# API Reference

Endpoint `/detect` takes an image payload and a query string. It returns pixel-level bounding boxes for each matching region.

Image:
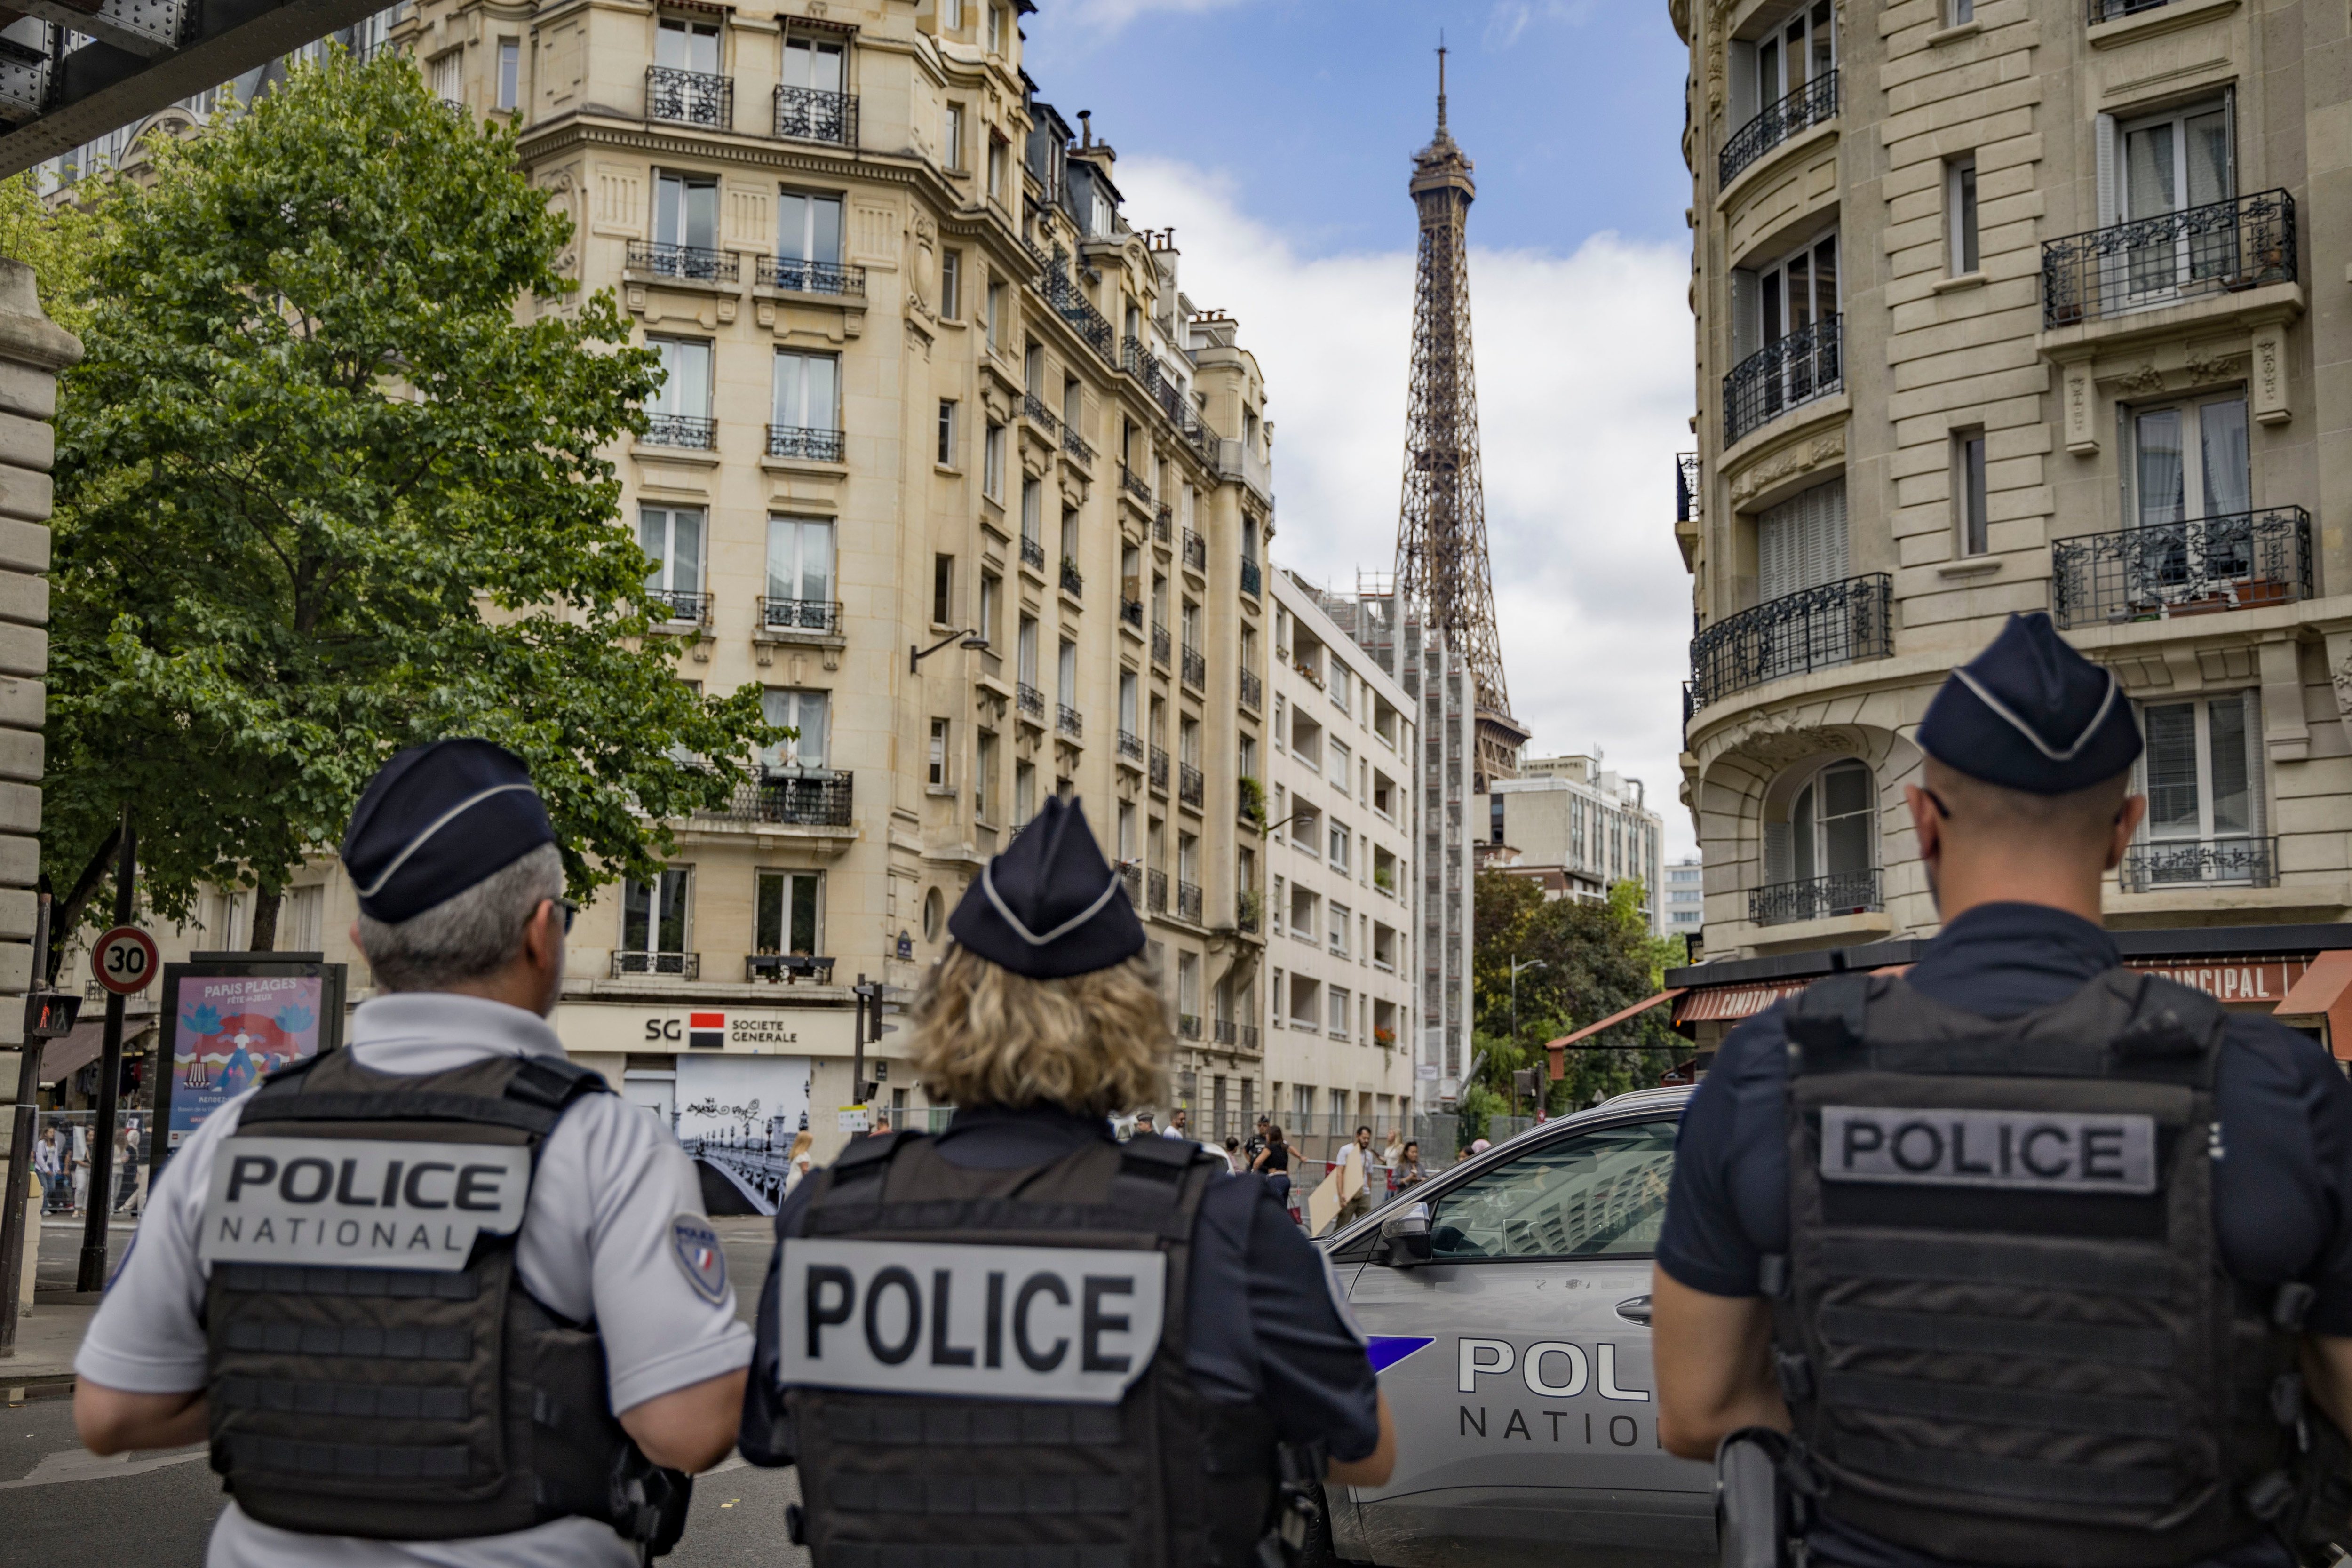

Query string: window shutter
[2095,113,2119,227]
[1759,495,1794,602]
[2223,86,2238,199]
[1818,477,1850,584]
[1764,821,1793,887]
[1729,40,1758,129]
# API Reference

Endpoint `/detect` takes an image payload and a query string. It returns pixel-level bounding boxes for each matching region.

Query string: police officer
[740,796,1395,1565]
[1652,613,2352,1568]
[74,739,751,1567]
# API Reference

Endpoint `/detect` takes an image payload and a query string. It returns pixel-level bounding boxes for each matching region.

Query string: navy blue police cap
[1917,613,2142,795]
[340,739,559,923]
[947,796,1145,979]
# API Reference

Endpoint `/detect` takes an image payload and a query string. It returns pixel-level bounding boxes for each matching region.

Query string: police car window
[1430,1121,1676,1261]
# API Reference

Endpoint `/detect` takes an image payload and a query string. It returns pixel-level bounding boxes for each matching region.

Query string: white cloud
[1118,156,1700,859]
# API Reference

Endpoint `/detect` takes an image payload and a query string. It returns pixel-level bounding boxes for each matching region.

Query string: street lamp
[909,627,990,673]
[1509,956,1547,1118]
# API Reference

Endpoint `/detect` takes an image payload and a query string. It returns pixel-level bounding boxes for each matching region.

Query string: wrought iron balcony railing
[767,424,844,461]
[1239,668,1262,710]
[775,85,857,146]
[746,953,836,984]
[1750,867,1881,928]
[1120,863,1143,906]
[1057,703,1083,739]
[1149,746,1170,793]
[1724,314,1841,445]
[1238,1023,1260,1051]
[757,257,866,297]
[1016,682,1044,720]
[1181,529,1207,573]
[1240,558,1262,597]
[1719,69,1837,189]
[1120,463,1153,505]
[1152,623,1172,665]
[1178,763,1204,809]
[1031,245,1117,360]
[696,773,855,828]
[1021,391,1060,434]
[646,588,711,626]
[1153,505,1172,545]
[1688,572,1892,709]
[2052,507,2312,629]
[627,242,739,284]
[2089,0,2184,22]
[1060,559,1084,597]
[1177,881,1202,923]
[2120,836,2277,894]
[1063,425,1095,466]
[2041,190,2296,329]
[758,596,842,634]
[1676,452,1700,524]
[646,66,731,128]
[642,413,717,450]
[1147,868,1168,914]
[1213,1018,1237,1045]
[613,950,699,978]
[1120,597,1144,630]
[1181,645,1206,690]
[1019,534,1046,571]
[1117,728,1144,763]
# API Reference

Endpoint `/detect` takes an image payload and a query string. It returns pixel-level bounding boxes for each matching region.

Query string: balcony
[1239,668,1262,711]
[2119,837,2278,894]
[1147,868,1168,914]
[643,413,716,451]
[767,424,844,462]
[1240,559,1262,598]
[775,84,857,147]
[1750,868,1881,928]
[1178,763,1204,810]
[757,257,866,297]
[1016,682,1045,721]
[1120,463,1153,505]
[1724,314,1841,446]
[646,65,731,128]
[1213,1019,1237,1045]
[1120,863,1143,906]
[696,773,855,828]
[1676,453,1700,523]
[613,951,699,979]
[1060,558,1084,598]
[1152,623,1171,666]
[1120,597,1144,630]
[2052,508,2312,629]
[1719,68,1836,190]
[627,242,739,285]
[746,953,837,985]
[759,596,843,635]
[2041,191,2296,330]
[1117,728,1144,763]
[647,588,711,627]
[1178,1013,1201,1041]
[1181,529,1207,573]
[1020,391,1060,435]
[1063,426,1095,466]
[1239,1024,1261,1052]
[1177,881,1202,924]
[1237,889,1261,934]
[1181,645,1206,691]
[1149,745,1170,794]
[1688,573,1892,710]
[1153,504,1172,546]
[1057,703,1083,739]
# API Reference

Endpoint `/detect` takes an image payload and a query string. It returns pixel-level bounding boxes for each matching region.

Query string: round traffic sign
[91,925,158,995]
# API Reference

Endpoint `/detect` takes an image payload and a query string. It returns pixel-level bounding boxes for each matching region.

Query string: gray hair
[357,842,564,993]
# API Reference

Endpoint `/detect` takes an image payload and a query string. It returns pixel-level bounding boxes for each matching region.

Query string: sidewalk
[0,1302,91,1391]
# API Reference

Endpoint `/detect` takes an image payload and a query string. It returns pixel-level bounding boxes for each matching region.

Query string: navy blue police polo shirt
[1658,902,2352,1568]
[741,1103,1383,1465]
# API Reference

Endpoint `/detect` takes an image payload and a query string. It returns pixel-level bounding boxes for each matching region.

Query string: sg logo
[645,1019,683,1041]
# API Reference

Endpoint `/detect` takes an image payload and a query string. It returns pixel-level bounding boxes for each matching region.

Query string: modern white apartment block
[1262,568,1419,1150]
[1485,756,1668,931]
[1665,853,1705,941]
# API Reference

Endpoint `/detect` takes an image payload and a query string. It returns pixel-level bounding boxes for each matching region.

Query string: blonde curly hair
[907,946,1170,1116]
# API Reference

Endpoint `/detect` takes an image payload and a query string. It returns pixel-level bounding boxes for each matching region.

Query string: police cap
[947,796,1145,979]
[1917,612,2143,794]
[341,739,559,923]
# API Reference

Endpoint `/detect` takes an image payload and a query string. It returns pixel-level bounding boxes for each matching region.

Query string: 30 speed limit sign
[91,925,159,995]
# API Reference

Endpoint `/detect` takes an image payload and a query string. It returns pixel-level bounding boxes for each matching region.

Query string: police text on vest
[775,1239,1166,1403]
[199,1136,533,1272]
[1820,1106,2157,1194]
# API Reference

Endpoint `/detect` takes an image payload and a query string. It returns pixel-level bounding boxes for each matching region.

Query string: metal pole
[0,893,50,1352]
[76,812,133,1293]
[850,973,868,1125]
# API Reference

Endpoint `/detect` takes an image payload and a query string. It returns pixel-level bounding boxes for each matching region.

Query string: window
[984,422,1005,501]
[928,718,952,787]
[2130,394,2249,528]
[975,731,997,819]
[987,138,1008,202]
[1060,506,1080,566]
[1119,670,1138,736]
[1015,760,1036,824]
[1238,732,1256,780]
[783,34,845,93]
[653,170,717,250]
[986,281,1008,347]
[1331,666,1351,715]
[1742,2,1834,120]
[2140,693,2261,871]
[944,103,966,171]
[937,399,958,466]
[1329,986,1351,1038]
[1288,974,1320,1030]
[762,688,830,770]
[639,505,704,601]
[1178,951,1200,1021]
[1179,716,1200,768]
[932,554,954,625]
[429,48,461,103]
[778,191,844,265]
[1021,478,1041,549]
[755,870,822,955]
[1329,902,1351,956]
[1063,375,1081,432]
[1117,800,1136,860]
[1058,639,1078,706]
[496,39,519,110]
[621,868,691,966]
[940,249,961,318]
[1947,0,1973,20]
[1767,758,1872,887]
[647,336,713,422]
[1947,155,1978,275]
[978,573,1000,648]
[1431,1120,1678,1261]
[2118,102,2231,225]
[939,0,962,30]
[1017,615,1038,687]
[766,515,835,618]
[1757,477,1847,602]
[1329,820,1351,873]
[655,16,719,72]
[773,350,840,433]
[1747,230,1839,363]
[1955,428,1987,557]
[1329,739,1352,797]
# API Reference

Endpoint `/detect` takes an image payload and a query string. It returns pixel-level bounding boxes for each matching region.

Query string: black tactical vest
[1772,967,2329,1568]
[778,1128,1279,1568]
[202,1049,690,1549]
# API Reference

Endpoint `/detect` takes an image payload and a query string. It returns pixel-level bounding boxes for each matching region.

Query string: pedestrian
[1653,613,2352,1567]
[779,1129,815,1198]
[1223,1135,1243,1174]
[1164,1106,1189,1139]
[739,797,1392,1563]
[31,1127,59,1213]
[1395,1140,1427,1191]
[1133,1110,1157,1138]
[74,738,749,1566]
[112,1125,140,1215]
[1380,1127,1404,1170]
[1252,1123,1292,1212]
[1243,1114,1270,1170]
[1331,1125,1376,1231]
[69,1121,87,1213]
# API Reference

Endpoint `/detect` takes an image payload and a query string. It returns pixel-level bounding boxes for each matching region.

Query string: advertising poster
[151,957,346,1168]
[674,1054,811,1216]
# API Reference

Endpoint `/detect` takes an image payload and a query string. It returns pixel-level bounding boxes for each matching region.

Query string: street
[0,1216,809,1565]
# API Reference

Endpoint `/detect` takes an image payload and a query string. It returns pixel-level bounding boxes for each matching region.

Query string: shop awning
[1545,990,1684,1080]
[31,1019,153,1087]
[2274,951,2352,1059]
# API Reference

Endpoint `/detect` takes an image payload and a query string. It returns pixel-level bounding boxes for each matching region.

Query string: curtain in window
[1758,478,1847,602]
[762,688,829,770]
[2198,398,2249,519]
[766,515,834,607]
[2133,409,2185,528]
[772,352,838,432]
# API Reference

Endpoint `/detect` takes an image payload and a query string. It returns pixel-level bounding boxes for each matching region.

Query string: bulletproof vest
[1772,968,2319,1568]
[778,1129,1279,1568]
[200,1048,689,1547]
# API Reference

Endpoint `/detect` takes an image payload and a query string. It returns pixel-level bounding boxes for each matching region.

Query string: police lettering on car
[73,739,751,1568]
[1651,614,2352,1568]
[739,797,1395,1568]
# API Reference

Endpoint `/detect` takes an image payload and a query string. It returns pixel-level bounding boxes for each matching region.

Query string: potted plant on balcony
[1237,774,1266,828]
[1374,863,1395,893]
[1373,1025,1397,1050]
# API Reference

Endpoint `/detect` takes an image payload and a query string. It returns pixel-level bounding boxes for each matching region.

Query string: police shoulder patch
[672,1214,727,1305]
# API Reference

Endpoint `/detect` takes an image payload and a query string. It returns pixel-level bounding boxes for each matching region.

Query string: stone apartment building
[1484,754,1668,933]
[1671,0,2352,1025]
[1262,567,1419,1155]
[79,0,1277,1160]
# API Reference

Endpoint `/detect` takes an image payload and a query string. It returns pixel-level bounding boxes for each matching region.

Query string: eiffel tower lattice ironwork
[1392,45,1526,788]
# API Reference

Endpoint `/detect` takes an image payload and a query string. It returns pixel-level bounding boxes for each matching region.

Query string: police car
[1317,1086,1713,1567]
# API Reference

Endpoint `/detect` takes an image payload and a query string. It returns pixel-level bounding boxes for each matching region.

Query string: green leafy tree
[40,54,772,951]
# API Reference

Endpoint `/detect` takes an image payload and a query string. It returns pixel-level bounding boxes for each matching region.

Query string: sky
[1021,0,1704,858]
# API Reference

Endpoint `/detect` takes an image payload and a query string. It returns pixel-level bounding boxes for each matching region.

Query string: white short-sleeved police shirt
[75,992,754,1568]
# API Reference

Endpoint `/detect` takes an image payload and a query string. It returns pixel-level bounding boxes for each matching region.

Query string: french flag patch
[689,1011,725,1050]
[1366,1335,1435,1374]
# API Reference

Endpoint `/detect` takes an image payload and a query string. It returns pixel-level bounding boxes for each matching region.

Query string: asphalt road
[0,1215,809,1566]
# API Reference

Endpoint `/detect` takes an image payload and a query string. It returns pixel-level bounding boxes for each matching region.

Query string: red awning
[1545,989,1684,1080]
[2274,951,2352,1059]
[32,1019,153,1086]
[1674,978,1815,1025]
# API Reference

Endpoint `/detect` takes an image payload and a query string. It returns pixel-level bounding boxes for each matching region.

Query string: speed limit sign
[91,925,159,996]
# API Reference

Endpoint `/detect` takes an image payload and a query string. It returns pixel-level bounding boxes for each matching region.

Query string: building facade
[1673,0,2352,993]
[1485,755,1668,932]
[1664,852,1705,944]
[106,0,1278,1167]
[1262,568,1419,1155]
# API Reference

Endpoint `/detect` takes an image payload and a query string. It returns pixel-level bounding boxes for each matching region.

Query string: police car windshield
[1430,1119,1676,1261]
